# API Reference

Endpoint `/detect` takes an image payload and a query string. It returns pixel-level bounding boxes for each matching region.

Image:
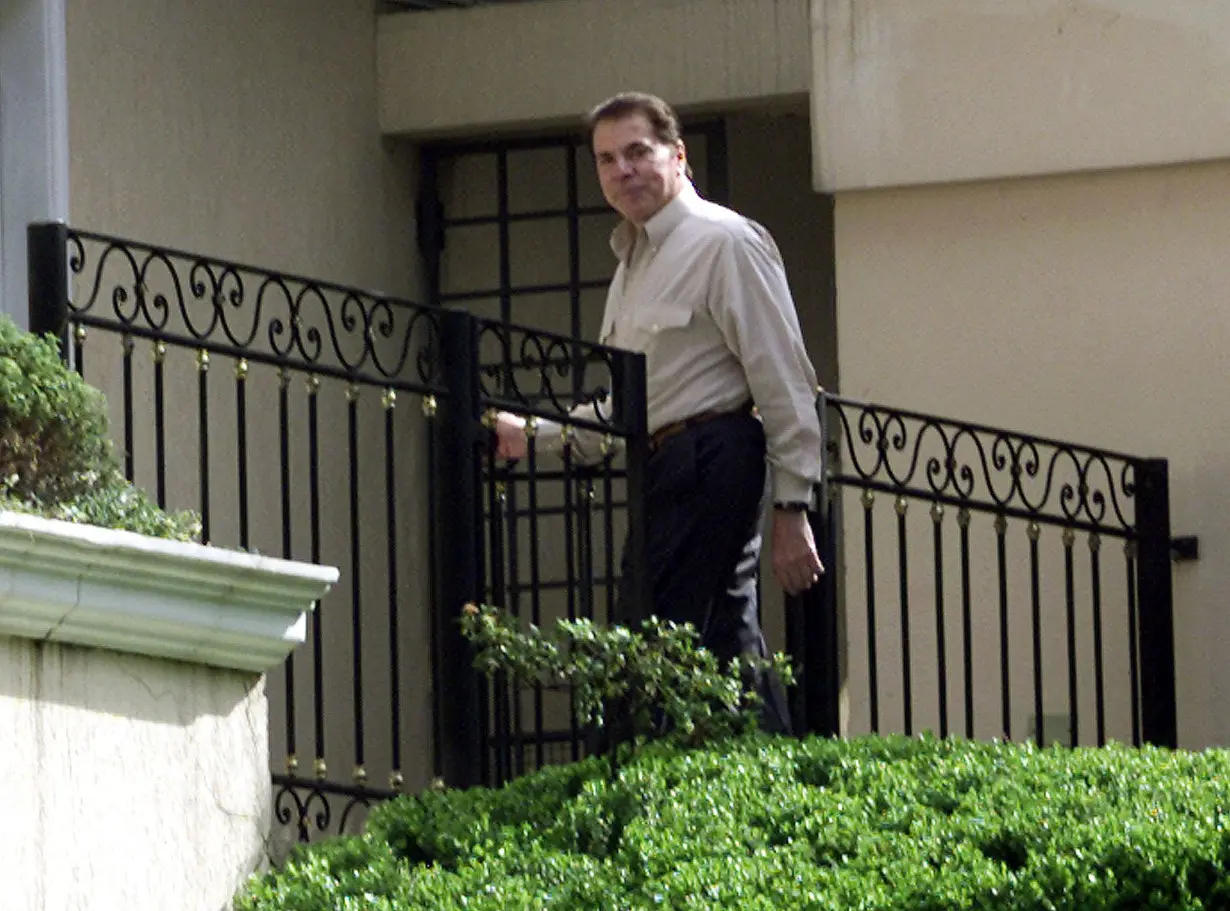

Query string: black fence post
[435,308,487,788]
[1135,457,1177,748]
[28,222,70,358]
[611,349,650,626]
[804,392,842,737]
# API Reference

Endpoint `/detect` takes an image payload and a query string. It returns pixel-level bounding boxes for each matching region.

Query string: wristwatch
[773,501,810,513]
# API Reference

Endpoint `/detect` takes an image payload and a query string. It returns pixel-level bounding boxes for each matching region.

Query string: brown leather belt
[648,401,755,453]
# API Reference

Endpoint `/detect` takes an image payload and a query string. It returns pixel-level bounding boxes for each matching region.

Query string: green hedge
[238,734,1230,910]
[0,316,199,540]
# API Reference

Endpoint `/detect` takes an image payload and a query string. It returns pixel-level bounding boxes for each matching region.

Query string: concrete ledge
[378,0,811,136]
[0,511,338,673]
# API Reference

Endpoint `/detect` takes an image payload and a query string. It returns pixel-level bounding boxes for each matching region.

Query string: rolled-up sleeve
[708,222,823,503]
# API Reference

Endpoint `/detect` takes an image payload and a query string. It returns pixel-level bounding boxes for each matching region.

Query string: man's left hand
[771,509,825,596]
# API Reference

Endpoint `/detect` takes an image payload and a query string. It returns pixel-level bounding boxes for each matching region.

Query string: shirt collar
[610,182,701,262]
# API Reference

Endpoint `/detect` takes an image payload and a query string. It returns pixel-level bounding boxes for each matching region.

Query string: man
[493,92,823,732]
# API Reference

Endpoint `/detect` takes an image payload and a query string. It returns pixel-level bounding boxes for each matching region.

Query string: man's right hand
[493,412,528,461]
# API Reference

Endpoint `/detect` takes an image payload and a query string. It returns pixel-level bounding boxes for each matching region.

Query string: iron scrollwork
[475,318,625,435]
[64,229,444,391]
[823,395,1138,534]
[272,776,399,845]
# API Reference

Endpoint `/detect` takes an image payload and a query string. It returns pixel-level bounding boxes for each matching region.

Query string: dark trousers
[618,411,791,735]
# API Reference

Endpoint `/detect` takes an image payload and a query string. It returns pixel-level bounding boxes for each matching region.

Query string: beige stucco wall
[813,0,1230,191]
[66,0,417,295]
[377,0,811,137]
[62,0,437,811]
[1,638,267,910]
[833,160,1230,749]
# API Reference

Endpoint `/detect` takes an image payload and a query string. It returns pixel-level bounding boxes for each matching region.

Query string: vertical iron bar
[931,503,949,739]
[1134,458,1176,748]
[995,515,1010,739]
[1063,530,1079,746]
[525,430,545,771]
[347,384,365,783]
[122,336,135,482]
[197,351,212,543]
[1028,524,1043,746]
[72,328,85,376]
[278,369,297,773]
[153,343,168,508]
[307,376,325,773]
[602,459,617,627]
[561,443,580,762]
[959,509,974,739]
[1126,544,1142,747]
[896,497,912,736]
[27,222,70,355]
[485,451,510,785]
[425,406,445,780]
[505,479,525,779]
[1090,535,1106,746]
[578,482,595,621]
[863,490,879,733]
[436,310,485,788]
[383,391,403,789]
[235,360,250,549]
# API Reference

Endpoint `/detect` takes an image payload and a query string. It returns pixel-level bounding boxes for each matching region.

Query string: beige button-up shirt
[542,183,823,503]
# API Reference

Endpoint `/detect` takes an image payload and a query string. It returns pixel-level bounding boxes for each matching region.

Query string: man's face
[591,113,686,226]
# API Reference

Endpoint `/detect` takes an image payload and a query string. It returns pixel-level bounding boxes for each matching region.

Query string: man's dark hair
[585,92,683,146]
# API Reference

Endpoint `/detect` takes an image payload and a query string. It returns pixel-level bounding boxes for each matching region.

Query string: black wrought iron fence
[25,221,650,840]
[815,393,1177,749]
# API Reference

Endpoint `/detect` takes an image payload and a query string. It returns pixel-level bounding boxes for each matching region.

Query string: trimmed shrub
[0,316,199,540]
[236,734,1230,910]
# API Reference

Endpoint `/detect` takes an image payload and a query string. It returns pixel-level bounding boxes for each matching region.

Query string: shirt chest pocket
[631,301,694,337]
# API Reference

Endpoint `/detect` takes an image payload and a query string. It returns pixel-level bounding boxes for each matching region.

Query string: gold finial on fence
[74,325,87,344]
[422,395,438,418]
[1062,529,1076,548]
[153,341,167,364]
[277,367,290,389]
[382,389,397,410]
[524,416,539,439]
[480,408,499,430]
[957,507,971,529]
[234,358,249,381]
[1089,533,1102,554]
[345,382,361,403]
[994,514,1008,536]
[196,349,210,372]
[1027,522,1041,542]
[353,766,368,786]
[313,757,327,779]
[389,770,405,791]
[930,502,944,522]
[861,489,875,509]
[285,755,299,775]
[895,496,909,517]
[306,374,320,396]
